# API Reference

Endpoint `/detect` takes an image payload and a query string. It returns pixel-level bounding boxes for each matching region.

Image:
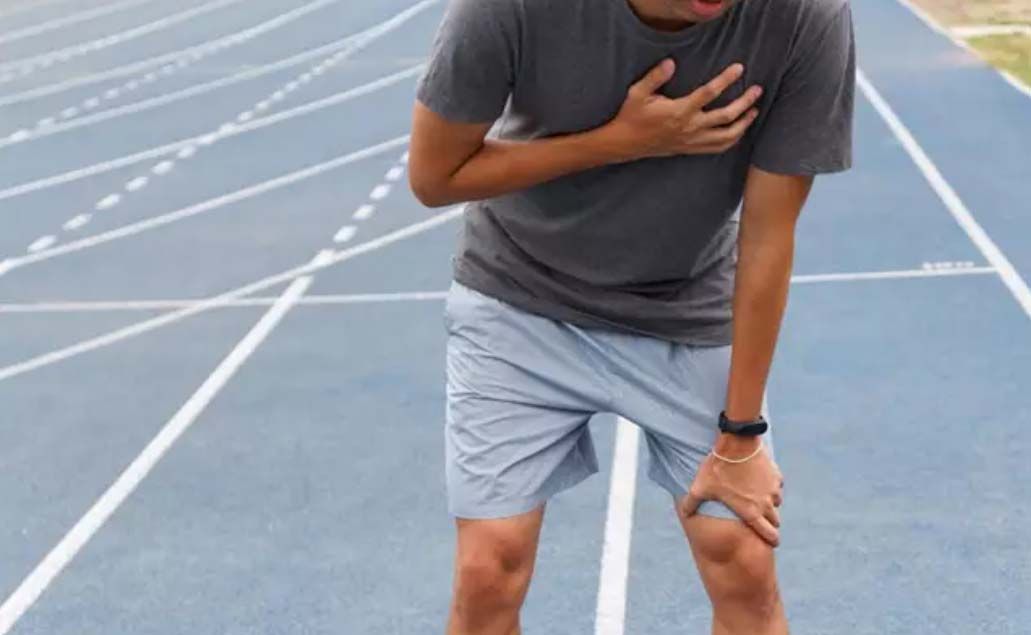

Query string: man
[409,0,854,632]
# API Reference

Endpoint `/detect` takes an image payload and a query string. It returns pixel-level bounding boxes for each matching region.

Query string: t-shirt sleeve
[416,0,520,124]
[751,2,856,175]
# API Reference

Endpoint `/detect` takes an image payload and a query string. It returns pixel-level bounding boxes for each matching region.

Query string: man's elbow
[409,172,457,208]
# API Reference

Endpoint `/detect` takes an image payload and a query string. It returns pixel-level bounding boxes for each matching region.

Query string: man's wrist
[588,122,639,164]
[714,433,762,455]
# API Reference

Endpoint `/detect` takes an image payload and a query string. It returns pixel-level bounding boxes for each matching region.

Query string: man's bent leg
[447,507,545,635]
[678,511,788,635]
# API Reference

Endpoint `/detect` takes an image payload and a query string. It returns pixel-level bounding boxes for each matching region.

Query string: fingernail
[733,63,744,75]
[662,58,675,74]
[752,86,763,97]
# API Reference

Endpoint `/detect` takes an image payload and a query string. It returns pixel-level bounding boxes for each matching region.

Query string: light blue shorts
[444,282,773,520]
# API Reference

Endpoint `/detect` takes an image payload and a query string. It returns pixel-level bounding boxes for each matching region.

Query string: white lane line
[26,236,56,252]
[893,0,1031,99]
[125,176,149,192]
[352,204,376,220]
[369,184,392,200]
[0,137,409,275]
[594,418,640,635]
[237,111,254,122]
[333,225,357,243]
[37,117,55,127]
[61,214,92,231]
[8,129,30,142]
[0,292,451,313]
[152,161,174,175]
[0,0,159,45]
[0,0,437,148]
[0,277,312,635]
[0,0,248,74]
[384,166,405,182]
[0,65,425,203]
[95,194,122,210]
[857,70,1031,320]
[0,206,465,382]
[177,146,197,159]
[791,266,996,284]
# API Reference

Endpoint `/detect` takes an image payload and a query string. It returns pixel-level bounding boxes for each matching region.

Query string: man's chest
[504,22,787,138]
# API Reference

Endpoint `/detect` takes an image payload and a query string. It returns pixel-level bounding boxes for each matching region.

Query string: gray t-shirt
[417,0,855,345]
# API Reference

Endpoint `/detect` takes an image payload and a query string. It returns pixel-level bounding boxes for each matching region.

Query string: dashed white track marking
[0,205,466,383]
[353,204,376,220]
[0,277,313,635]
[333,225,358,243]
[126,177,149,192]
[384,166,406,182]
[152,161,174,175]
[369,184,392,201]
[0,137,410,275]
[0,65,425,203]
[0,0,438,147]
[857,69,1031,320]
[0,0,248,76]
[95,194,122,210]
[594,419,640,635]
[26,236,56,252]
[62,214,92,231]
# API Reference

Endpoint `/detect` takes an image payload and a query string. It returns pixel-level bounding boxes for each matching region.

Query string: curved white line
[0,0,160,45]
[0,136,410,275]
[0,64,425,202]
[0,0,437,148]
[0,0,354,108]
[0,0,248,74]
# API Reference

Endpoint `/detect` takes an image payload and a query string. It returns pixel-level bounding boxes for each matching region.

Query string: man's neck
[625,0,696,31]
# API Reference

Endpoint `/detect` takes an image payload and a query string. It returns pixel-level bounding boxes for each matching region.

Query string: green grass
[968,34,1031,87]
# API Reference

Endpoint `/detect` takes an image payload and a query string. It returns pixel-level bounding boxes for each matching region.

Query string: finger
[746,515,780,548]
[694,108,759,147]
[630,58,676,97]
[700,85,762,126]
[679,491,704,518]
[764,503,781,528]
[681,62,744,109]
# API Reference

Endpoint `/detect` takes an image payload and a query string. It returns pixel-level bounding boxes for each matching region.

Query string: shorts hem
[448,465,598,520]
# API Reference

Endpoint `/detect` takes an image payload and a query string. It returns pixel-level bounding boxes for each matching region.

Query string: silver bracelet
[710,443,764,464]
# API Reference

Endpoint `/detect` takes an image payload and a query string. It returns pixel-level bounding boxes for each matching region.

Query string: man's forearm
[724,230,794,422]
[422,126,629,207]
[723,167,812,426]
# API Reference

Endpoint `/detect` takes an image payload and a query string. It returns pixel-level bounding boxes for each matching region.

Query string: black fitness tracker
[718,411,769,437]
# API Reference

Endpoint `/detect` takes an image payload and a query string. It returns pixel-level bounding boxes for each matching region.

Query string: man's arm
[409,60,763,207]
[681,166,813,548]
[724,166,813,423]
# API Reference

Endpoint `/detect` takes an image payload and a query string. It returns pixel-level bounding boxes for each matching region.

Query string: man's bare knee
[683,515,781,621]
[449,511,543,634]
